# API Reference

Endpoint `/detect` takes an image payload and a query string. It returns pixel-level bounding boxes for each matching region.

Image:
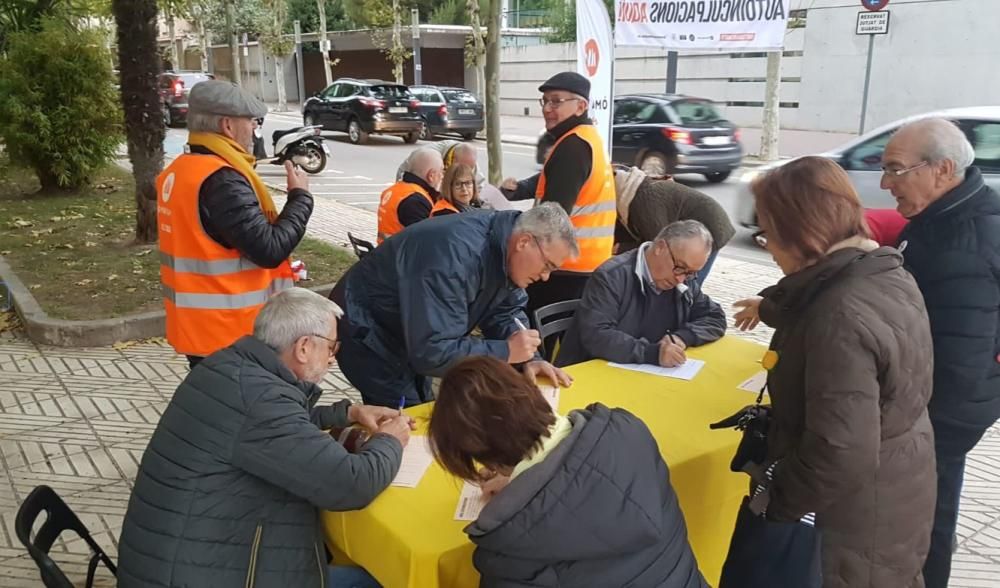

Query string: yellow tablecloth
[323,336,768,588]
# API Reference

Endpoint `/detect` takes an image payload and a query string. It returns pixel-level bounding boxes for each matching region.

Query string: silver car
[735,106,1000,228]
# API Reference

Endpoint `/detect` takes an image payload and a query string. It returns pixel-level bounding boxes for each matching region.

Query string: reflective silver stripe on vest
[163,280,291,310]
[160,251,265,276]
[574,226,616,239]
[570,200,617,217]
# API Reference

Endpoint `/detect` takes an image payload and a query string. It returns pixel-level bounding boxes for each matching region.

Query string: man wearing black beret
[502,71,617,322]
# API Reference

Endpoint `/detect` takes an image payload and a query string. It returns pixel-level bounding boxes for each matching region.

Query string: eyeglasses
[752,230,768,248]
[538,97,582,110]
[310,333,340,357]
[530,235,559,273]
[881,160,928,177]
[663,240,700,279]
[453,180,475,190]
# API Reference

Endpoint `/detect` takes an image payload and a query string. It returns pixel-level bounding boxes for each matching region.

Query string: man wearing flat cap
[157,80,314,368]
[502,72,616,320]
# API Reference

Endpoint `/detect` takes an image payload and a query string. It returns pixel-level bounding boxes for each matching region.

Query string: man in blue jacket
[330,204,577,406]
[882,118,1000,588]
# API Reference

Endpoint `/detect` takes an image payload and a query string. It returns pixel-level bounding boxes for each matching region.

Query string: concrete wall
[499,0,1000,133]
[798,0,1000,133]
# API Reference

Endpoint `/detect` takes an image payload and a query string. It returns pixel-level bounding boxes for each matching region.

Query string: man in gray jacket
[556,220,726,367]
[116,288,413,588]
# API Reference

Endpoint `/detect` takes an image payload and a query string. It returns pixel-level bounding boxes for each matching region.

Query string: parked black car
[303,78,423,145]
[536,94,743,183]
[408,85,484,141]
[158,71,215,127]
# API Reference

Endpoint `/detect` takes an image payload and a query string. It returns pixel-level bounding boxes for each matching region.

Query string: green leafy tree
[543,0,613,42]
[0,19,123,190]
[0,0,109,48]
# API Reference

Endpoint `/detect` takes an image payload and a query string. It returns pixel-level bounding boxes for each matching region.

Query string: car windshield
[370,85,410,99]
[179,73,213,87]
[672,100,725,124]
[443,90,478,104]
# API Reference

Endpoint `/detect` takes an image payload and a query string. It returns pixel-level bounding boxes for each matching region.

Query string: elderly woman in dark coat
[735,156,936,587]
[614,167,735,283]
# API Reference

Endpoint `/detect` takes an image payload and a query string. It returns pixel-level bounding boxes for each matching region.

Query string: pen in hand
[513,317,528,331]
[397,396,405,418]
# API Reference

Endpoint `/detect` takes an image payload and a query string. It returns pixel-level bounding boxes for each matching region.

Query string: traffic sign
[862,0,889,11]
[857,11,890,35]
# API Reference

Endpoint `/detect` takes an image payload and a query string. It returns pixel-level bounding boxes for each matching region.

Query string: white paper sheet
[737,370,768,393]
[538,385,560,412]
[454,481,489,521]
[607,359,705,381]
[390,436,434,488]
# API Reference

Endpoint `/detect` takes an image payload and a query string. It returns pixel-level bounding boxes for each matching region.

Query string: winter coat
[116,336,403,587]
[615,175,736,252]
[191,145,313,268]
[555,248,726,367]
[898,167,1000,444]
[758,244,936,588]
[336,210,531,378]
[468,404,708,588]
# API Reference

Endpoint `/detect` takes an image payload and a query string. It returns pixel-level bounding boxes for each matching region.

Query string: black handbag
[711,384,822,588]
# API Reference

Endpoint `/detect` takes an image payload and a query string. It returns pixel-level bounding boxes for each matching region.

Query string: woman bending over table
[428,356,707,588]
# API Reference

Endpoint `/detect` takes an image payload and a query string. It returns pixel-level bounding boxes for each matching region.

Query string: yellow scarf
[188,132,279,223]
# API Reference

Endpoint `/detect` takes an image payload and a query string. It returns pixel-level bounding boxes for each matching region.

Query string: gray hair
[409,147,444,180]
[654,220,714,251]
[186,111,226,134]
[253,287,343,352]
[514,202,579,256]
[451,143,477,163]
[901,118,975,177]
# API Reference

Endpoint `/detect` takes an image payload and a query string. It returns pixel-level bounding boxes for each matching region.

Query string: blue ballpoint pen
[397,396,405,417]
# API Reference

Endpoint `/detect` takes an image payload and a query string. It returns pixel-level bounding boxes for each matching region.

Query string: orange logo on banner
[584,39,599,77]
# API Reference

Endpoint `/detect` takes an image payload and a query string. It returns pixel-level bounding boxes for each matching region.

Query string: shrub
[0,20,124,191]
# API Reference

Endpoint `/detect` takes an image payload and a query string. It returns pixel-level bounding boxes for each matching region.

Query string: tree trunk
[275,57,287,111]
[197,14,210,72]
[467,0,486,98]
[485,0,502,184]
[318,0,333,86]
[167,8,179,70]
[759,50,781,162]
[391,0,403,84]
[226,0,242,85]
[112,0,165,244]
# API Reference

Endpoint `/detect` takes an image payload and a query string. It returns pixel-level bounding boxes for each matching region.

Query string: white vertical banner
[577,0,615,159]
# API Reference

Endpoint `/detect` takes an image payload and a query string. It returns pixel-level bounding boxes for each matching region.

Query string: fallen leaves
[74,279,94,286]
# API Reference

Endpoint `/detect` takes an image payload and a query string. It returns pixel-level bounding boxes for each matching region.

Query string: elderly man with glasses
[555,220,726,368]
[500,71,617,320]
[117,287,414,588]
[880,118,1000,588]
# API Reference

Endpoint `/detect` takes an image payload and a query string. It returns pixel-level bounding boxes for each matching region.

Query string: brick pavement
[1,193,999,587]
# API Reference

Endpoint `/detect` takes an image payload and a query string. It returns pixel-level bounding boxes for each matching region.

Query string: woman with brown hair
[732,156,936,587]
[432,163,481,217]
[428,356,706,588]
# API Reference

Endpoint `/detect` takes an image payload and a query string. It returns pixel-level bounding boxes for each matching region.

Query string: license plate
[458,109,475,115]
[388,106,408,114]
[702,136,731,146]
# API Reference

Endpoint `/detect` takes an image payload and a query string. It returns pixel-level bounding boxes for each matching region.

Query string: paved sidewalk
[2,194,1000,587]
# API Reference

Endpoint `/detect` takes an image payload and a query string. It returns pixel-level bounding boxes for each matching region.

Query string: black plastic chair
[15,485,118,588]
[531,299,581,362]
[347,232,376,260]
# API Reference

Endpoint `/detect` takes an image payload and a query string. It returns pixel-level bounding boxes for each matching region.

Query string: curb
[0,256,338,347]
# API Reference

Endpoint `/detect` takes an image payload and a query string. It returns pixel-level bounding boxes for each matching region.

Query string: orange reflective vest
[377,181,434,244]
[535,124,616,272]
[431,199,460,217]
[157,154,294,357]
